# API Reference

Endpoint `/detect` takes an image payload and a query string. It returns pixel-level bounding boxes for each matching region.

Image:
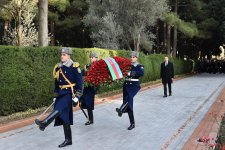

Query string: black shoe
[116,108,122,117]
[35,110,60,131]
[163,95,167,98]
[116,103,128,117]
[128,124,135,130]
[72,101,78,107]
[58,139,72,148]
[35,119,45,131]
[86,109,94,125]
[59,124,72,148]
[85,121,93,125]
[169,93,172,96]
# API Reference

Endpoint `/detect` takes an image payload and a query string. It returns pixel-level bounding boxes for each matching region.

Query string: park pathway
[0,73,225,150]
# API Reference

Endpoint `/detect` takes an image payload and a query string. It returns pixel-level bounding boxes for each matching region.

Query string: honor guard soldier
[35,47,83,148]
[116,51,144,130]
[81,52,98,125]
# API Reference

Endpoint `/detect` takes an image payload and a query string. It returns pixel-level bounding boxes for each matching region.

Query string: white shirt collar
[132,61,139,67]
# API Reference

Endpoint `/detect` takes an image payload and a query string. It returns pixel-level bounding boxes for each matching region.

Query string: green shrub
[0,46,193,116]
[215,113,225,150]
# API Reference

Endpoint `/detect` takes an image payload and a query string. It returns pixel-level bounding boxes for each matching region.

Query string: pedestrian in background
[160,56,174,97]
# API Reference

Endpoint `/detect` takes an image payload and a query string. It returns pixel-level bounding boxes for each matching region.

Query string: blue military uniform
[80,51,99,125]
[116,51,144,130]
[35,47,83,148]
[123,62,144,111]
[53,62,83,126]
[81,64,96,111]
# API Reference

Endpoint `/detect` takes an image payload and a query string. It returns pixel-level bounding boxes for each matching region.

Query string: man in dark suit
[160,56,174,97]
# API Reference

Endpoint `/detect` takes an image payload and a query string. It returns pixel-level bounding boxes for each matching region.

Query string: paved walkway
[0,74,225,150]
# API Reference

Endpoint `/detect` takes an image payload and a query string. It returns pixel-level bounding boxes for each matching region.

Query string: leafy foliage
[0,46,193,116]
[83,0,169,51]
[0,0,38,46]
[165,0,224,58]
[49,0,89,47]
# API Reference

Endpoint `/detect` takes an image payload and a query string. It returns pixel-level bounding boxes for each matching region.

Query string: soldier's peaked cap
[130,51,139,58]
[61,47,72,55]
[89,51,98,58]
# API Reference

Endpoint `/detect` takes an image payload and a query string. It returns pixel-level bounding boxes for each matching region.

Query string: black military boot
[128,110,135,130]
[116,102,128,117]
[58,124,72,148]
[85,109,93,125]
[128,124,135,130]
[35,110,60,131]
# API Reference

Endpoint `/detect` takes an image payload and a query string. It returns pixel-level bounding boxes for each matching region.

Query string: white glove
[128,71,131,76]
[72,97,79,103]
[53,98,56,102]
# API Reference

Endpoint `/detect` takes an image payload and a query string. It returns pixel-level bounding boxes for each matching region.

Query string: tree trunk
[172,0,178,57]
[136,33,141,51]
[50,21,55,46]
[38,0,48,47]
[162,22,167,54]
[126,40,132,51]
[167,24,171,55]
[173,27,177,57]
[156,24,159,53]
[16,10,22,46]
[3,21,9,37]
[163,22,167,48]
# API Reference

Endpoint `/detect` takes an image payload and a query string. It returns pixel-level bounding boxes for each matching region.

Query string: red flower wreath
[84,56,131,86]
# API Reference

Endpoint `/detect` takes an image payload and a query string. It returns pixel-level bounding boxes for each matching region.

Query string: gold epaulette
[73,62,80,68]
[53,64,59,80]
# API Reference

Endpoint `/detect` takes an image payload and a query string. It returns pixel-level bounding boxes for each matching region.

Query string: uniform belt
[59,84,76,89]
[125,78,139,81]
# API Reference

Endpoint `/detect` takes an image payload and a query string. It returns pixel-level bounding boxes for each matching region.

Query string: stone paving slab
[0,73,225,150]
[182,84,225,150]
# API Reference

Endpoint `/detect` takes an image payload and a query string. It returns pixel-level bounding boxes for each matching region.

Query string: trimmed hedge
[0,46,193,116]
[216,113,225,150]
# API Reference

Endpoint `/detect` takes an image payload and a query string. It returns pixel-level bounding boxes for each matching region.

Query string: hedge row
[0,46,193,116]
[216,113,225,149]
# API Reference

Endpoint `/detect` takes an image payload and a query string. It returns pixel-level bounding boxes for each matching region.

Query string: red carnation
[84,56,131,86]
